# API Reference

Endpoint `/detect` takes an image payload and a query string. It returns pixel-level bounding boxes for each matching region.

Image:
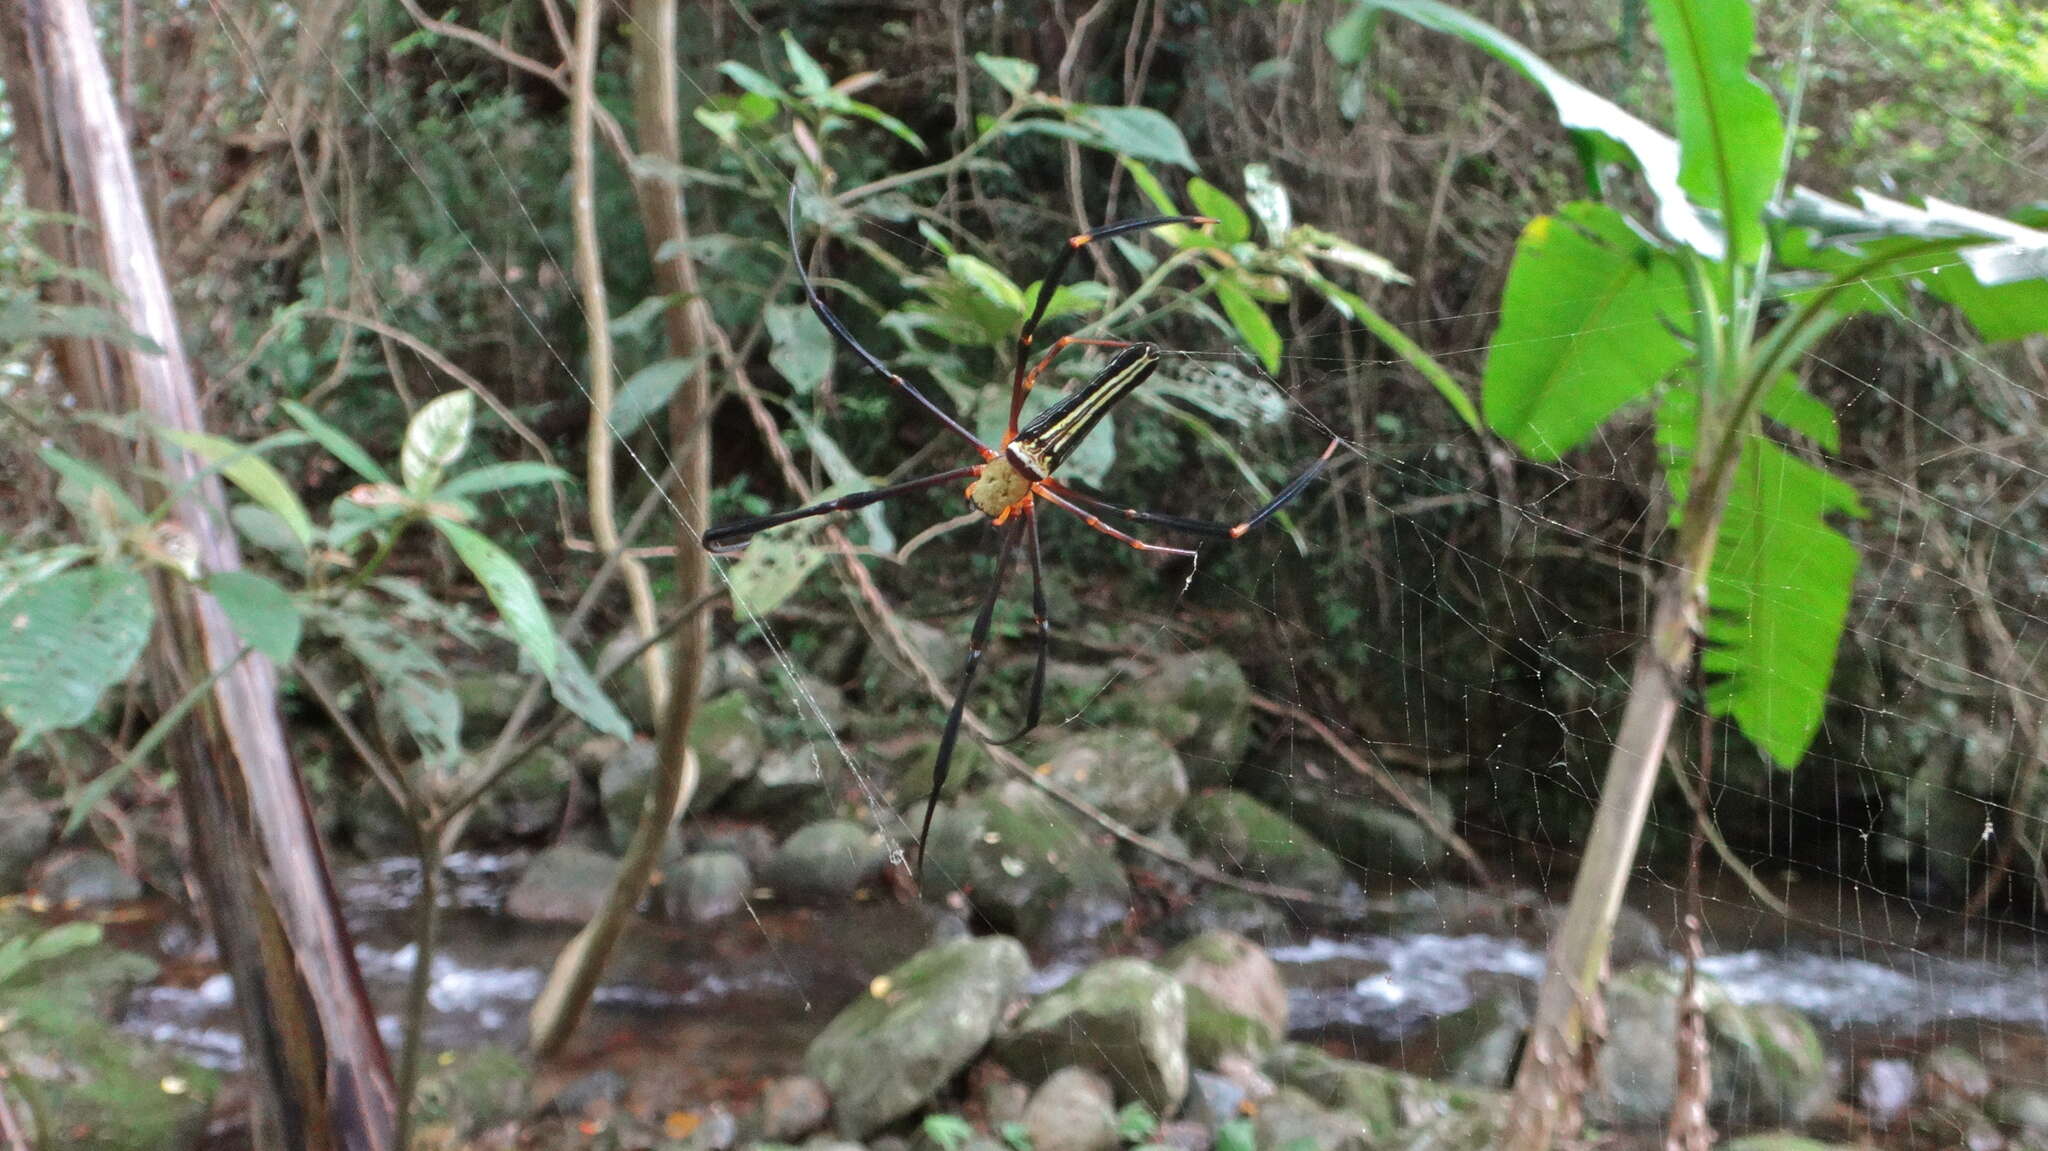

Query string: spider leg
[917,518,1026,882]
[990,507,1047,746]
[1047,438,1340,540]
[1034,484,1199,559]
[787,185,994,458]
[1007,214,1213,439]
[702,464,983,553]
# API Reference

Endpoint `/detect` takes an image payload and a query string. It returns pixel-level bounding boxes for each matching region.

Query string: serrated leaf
[1210,274,1282,373]
[1071,105,1197,170]
[203,570,301,663]
[438,462,575,500]
[282,399,391,484]
[1242,163,1292,242]
[610,354,705,436]
[765,304,835,394]
[0,567,154,745]
[401,391,476,494]
[1647,0,1784,265]
[1187,178,1251,246]
[975,53,1038,98]
[321,608,461,772]
[1482,203,1690,459]
[431,519,556,678]
[546,636,633,738]
[725,530,829,614]
[160,430,314,550]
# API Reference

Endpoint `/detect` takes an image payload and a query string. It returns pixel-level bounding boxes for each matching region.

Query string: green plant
[922,1112,976,1151]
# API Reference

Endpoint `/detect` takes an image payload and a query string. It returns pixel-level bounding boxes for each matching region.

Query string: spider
[704,186,1340,880]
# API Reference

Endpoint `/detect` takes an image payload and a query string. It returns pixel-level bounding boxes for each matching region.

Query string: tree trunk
[2,2,396,1147]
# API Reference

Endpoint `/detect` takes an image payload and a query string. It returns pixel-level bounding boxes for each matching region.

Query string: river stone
[1184,984,1277,1069]
[599,629,672,733]
[995,958,1188,1115]
[1239,760,1451,877]
[1423,986,1529,1087]
[1165,887,1290,945]
[1039,730,1190,828]
[506,843,620,923]
[468,744,573,842]
[1175,791,1349,894]
[1263,1043,1498,1140]
[1858,1057,1917,1125]
[597,737,664,851]
[0,788,52,894]
[759,1074,831,1141]
[1185,1068,1251,1127]
[410,1044,530,1134]
[888,735,988,812]
[723,744,833,826]
[921,781,1130,949]
[661,851,750,921]
[1989,1086,2048,1143]
[1022,1066,1119,1151]
[804,935,1030,1137]
[1922,1044,1993,1105]
[1254,1086,1374,1151]
[765,820,888,900]
[688,690,769,812]
[1134,651,1251,788]
[32,848,141,906]
[1166,930,1288,1044]
[1720,1138,1861,1151]
[1591,965,1832,1129]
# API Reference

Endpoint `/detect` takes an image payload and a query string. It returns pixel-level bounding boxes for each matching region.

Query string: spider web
[87,0,2048,1141]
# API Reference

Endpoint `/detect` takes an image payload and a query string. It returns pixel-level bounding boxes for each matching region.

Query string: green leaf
[1311,274,1479,433]
[765,304,836,393]
[781,31,831,96]
[160,430,314,550]
[725,529,830,614]
[975,53,1038,98]
[1292,225,1409,284]
[921,1115,974,1151]
[0,546,92,605]
[39,446,144,526]
[1187,178,1251,246]
[546,636,633,739]
[1923,261,2048,342]
[1215,1119,1256,1151]
[1116,1101,1159,1142]
[282,399,391,484]
[842,98,927,152]
[1342,0,1719,256]
[1148,360,1289,427]
[401,390,476,494]
[438,462,574,500]
[0,922,102,985]
[1242,163,1292,243]
[946,255,1026,315]
[321,608,461,772]
[431,520,557,679]
[1760,375,1838,452]
[1118,159,1180,216]
[1646,0,1785,264]
[0,567,154,746]
[1210,274,1283,373]
[719,61,788,102]
[791,414,896,552]
[1690,429,1864,767]
[1068,105,1198,170]
[611,355,705,436]
[203,570,301,663]
[1482,202,1690,460]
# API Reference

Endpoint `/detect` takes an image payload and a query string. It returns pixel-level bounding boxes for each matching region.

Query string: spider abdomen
[968,457,1032,518]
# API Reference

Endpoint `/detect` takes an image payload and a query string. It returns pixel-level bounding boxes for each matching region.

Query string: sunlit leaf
[282,399,392,485]
[160,430,314,550]
[946,255,1025,316]
[431,519,557,679]
[401,391,476,494]
[0,566,154,746]
[1187,178,1251,246]
[719,61,787,102]
[204,570,301,664]
[1242,164,1292,243]
[1647,0,1784,264]
[1072,105,1197,170]
[975,53,1039,98]
[725,530,829,614]
[781,31,831,96]
[1210,274,1283,373]
[1119,159,1181,216]
[766,304,835,393]
[1482,203,1690,460]
[439,462,574,500]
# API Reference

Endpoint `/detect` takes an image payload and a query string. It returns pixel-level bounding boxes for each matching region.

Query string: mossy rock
[686,690,769,811]
[1038,729,1190,828]
[1131,651,1251,788]
[922,781,1130,949]
[1175,790,1349,893]
[1264,1043,1499,1140]
[1184,983,1276,1068]
[1239,760,1453,877]
[994,958,1189,1115]
[410,1044,532,1138]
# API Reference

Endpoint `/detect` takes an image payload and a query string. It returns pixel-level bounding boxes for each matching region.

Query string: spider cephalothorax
[703,186,1340,882]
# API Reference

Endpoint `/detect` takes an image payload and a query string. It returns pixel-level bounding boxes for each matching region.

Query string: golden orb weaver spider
[703,186,1341,880]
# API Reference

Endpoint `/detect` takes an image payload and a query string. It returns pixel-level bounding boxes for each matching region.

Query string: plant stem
[392,829,442,1150]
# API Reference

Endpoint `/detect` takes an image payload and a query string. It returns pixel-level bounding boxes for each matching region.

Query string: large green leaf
[609,355,705,436]
[1073,106,1196,170]
[1210,274,1283,374]
[281,399,391,484]
[1336,0,1721,256]
[0,566,155,745]
[1699,432,1863,766]
[546,636,632,739]
[437,462,574,500]
[321,608,461,772]
[401,391,476,494]
[766,303,835,393]
[1482,202,1690,459]
[203,570,302,664]
[724,530,830,615]
[431,520,557,679]
[1647,0,1784,265]
[160,430,314,550]
[975,53,1038,98]
[1187,179,1251,246]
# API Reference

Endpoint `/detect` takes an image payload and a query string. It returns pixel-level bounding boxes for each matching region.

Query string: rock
[1165,887,1290,946]
[921,781,1130,949]
[765,820,888,901]
[1591,965,1832,1129]
[1923,1044,1994,1106]
[1184,984,1278,1068]
[547,1069,628,1116]
[688,691,769,811]
[1239,759,1451,877]
[723,744,833,826]
[505,844,619,923]
[691,1104,740,1149]
[1721,1137,1863,1151]
[995,958,1188,1115]
[1858,1057,1917,1126]
[1175,791,1350,894]
[1185,1069,1249,1127]
[1133,651,1251,788]
[1166,931,1288,1045]
[1039,730,1190,828]
[688,821,778,867]
[600,629,672,733]
[1253,1086,1374,1151]
[661,851,750,922]
[1989,1086,2048,1145]
[1423,986,1528,1087]
[1263,1043,1497,1140]
[1022,1067,1119,1151]
[31,848,141,905]
[982,1073,1031,1126]
[454,668,528,732]
[759,1075,831,1141]
[598,737,666,851]
[1153,1120,1213,1151]
[467,743,573,842]
[803,936,1029,1137]
[0,788,53,894]
[410,1044,530,1136]
[1376,1105,1508,1151]
[888,736,988,813]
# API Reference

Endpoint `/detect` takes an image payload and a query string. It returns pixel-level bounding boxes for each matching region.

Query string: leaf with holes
[160,430,314,550]
[401,391,476,495]
[546,636,632,739]
[766,305,835,394]
[432,520,557,679]
[1242,163,1292,243]
[1483,202,1690,460]
[726,530,829,615]
[0,566,155,746]
[203,570,301,664]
